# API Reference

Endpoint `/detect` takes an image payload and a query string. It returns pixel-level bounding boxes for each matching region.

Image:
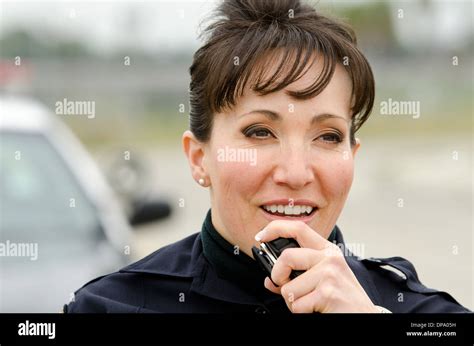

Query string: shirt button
[255,306,268,314]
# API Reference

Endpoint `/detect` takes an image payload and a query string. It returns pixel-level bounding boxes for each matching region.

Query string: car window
[0,132,103,255]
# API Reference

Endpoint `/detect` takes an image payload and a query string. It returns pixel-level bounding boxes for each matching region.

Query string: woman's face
[184,58,360,257]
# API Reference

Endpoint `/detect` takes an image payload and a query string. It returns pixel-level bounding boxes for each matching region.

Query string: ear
[352,137,361,158]
[182,130,208,184]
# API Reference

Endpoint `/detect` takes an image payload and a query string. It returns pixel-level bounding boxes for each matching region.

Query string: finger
[264,276,281,295]
[279,264,323,303]
[290,289,320,313]
[271,248,323,286]
[255,220,329,250]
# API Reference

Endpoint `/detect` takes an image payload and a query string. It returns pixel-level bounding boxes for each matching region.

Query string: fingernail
[255,228,266,241]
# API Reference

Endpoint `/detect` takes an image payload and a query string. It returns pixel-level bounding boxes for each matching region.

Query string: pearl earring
[198,178,205,186]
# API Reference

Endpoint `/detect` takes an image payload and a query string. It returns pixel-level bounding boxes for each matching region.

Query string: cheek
[210,160,266,251]
[211,159,263,205]
[315,153,354,202]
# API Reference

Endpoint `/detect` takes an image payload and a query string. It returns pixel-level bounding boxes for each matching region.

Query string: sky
[0,0,219,53]
[0,0,472,53]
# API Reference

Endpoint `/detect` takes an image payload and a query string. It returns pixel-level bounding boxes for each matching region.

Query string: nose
[272,143,315,190]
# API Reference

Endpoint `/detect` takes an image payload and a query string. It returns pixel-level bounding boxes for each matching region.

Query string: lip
[259,205,318,222]
[260,198,319,208]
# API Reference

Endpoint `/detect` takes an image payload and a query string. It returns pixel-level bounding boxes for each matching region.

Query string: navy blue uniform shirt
[64,210,470,313]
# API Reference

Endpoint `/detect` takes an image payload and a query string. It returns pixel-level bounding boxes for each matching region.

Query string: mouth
[259,200,318,220]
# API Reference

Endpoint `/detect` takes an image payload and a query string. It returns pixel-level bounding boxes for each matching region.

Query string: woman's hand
[255,220,379,313]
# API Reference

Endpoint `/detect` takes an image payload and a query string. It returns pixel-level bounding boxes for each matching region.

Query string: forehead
[235,54,353,120]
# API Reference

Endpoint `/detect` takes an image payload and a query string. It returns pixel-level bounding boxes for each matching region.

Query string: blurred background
[0,0,472,312]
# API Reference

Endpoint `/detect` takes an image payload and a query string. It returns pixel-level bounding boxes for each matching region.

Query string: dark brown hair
[189,0,375,145]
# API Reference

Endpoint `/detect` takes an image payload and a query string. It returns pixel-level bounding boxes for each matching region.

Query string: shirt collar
[120,210,382,307]
[200,209,270,292]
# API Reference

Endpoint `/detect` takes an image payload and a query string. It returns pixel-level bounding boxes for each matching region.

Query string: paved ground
[131,135,473,310]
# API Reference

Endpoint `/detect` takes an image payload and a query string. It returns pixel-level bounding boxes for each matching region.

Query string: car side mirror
[129,198,172,226]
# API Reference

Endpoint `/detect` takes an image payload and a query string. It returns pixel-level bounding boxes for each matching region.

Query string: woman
[65,0,469,313]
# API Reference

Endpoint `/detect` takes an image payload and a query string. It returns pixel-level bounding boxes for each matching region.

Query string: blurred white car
[0,96,170,312]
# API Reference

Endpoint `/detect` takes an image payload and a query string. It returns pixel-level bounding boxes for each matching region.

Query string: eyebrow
[238,109,349,124]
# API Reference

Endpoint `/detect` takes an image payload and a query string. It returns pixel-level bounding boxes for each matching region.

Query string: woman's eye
[243,127,274,139]
[317,133,343,143]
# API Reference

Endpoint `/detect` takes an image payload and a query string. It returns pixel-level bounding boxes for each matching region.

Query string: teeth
[262,204,314,216]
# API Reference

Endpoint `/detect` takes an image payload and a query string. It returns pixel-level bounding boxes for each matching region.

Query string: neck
[201,210,267,292]
[200,209,340,292]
